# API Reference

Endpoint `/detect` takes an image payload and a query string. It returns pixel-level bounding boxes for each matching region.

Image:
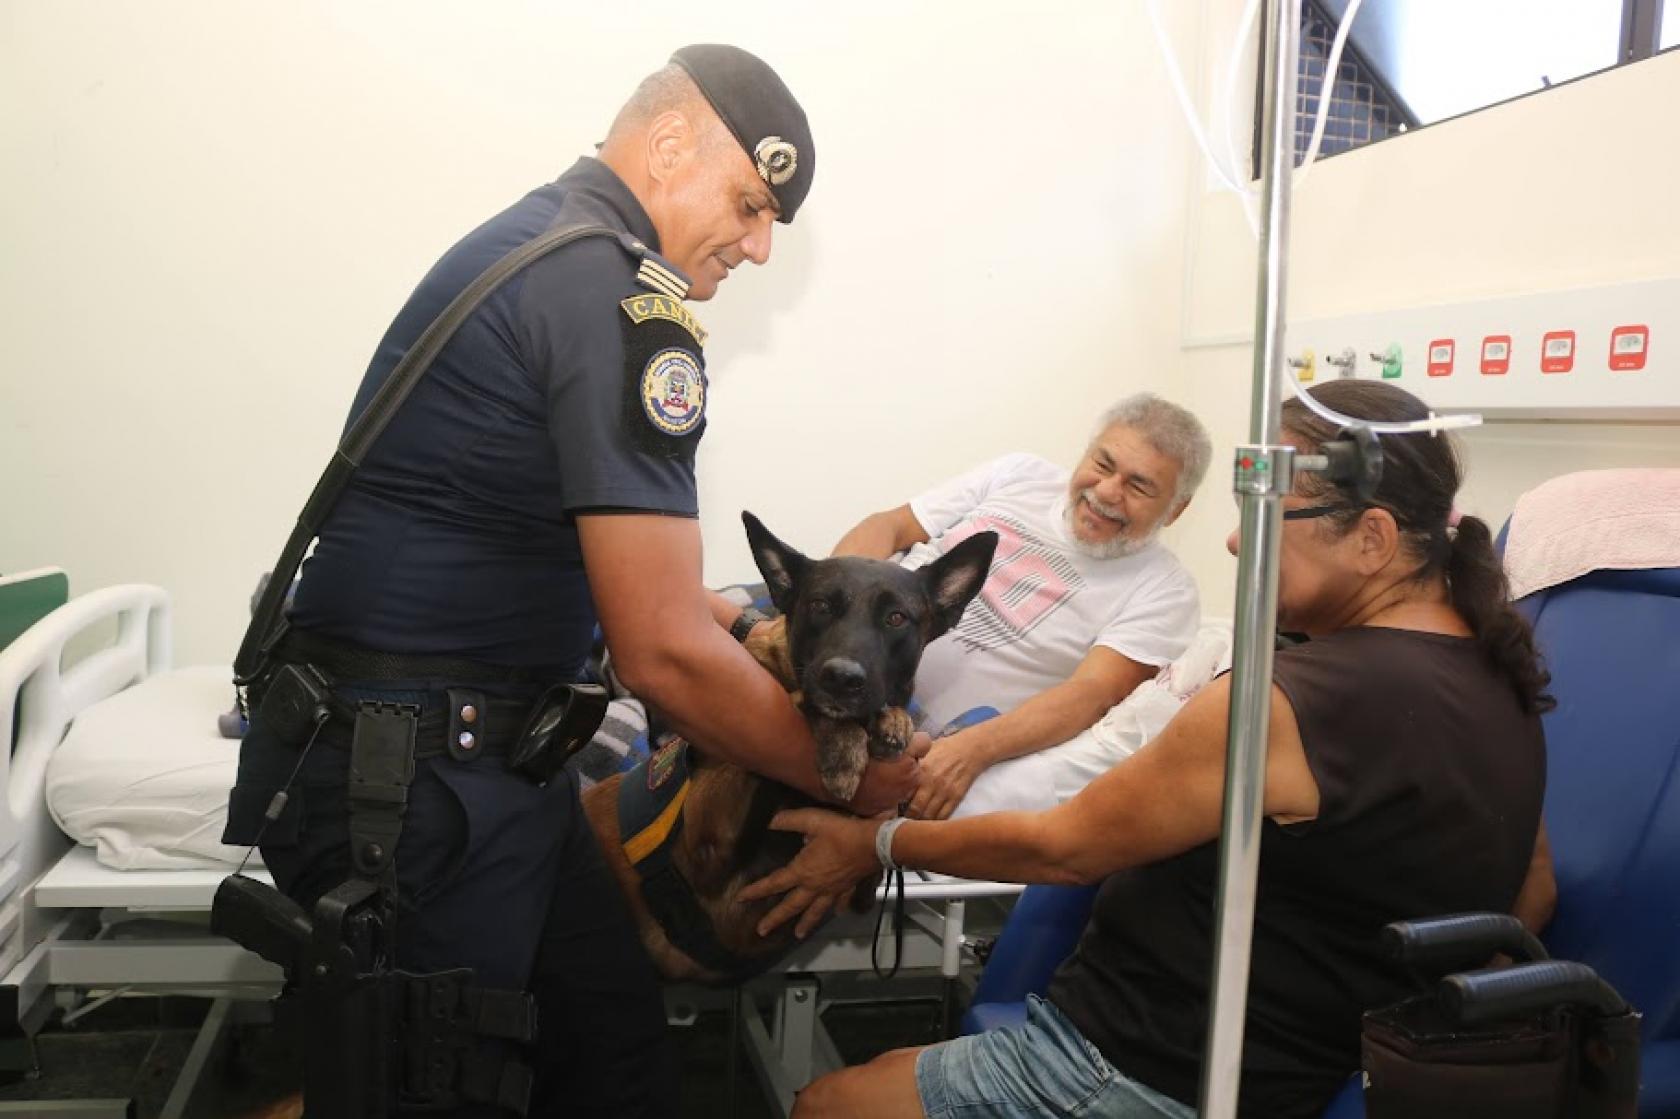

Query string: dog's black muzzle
[806,655,885,721]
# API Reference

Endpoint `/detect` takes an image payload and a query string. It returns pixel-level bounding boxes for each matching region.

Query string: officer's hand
[849,750,921,816]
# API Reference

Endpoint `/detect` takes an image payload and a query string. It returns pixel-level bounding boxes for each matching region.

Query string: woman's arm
[1511,819,1556,934]
[741,676,1323,935]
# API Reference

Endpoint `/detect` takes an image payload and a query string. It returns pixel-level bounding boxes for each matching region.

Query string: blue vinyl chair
[959,560,1680,1118]
[959,883,1099,1035]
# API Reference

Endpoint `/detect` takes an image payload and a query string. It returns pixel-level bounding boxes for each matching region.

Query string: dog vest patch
[615,740,757,978]
[620,738,692,866]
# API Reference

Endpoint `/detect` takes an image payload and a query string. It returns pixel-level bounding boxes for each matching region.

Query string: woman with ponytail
[742,380,1553,1119]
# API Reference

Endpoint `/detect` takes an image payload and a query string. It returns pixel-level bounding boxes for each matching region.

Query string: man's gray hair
[1095,393,1212,503]
[607,63,719,145]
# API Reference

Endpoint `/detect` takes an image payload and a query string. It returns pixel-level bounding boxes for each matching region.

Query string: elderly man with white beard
[831,394,1211,820]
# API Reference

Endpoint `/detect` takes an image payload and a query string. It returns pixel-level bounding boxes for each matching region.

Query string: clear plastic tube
[1145,0,1249,198]
[1220,0,1263,191]
[1290,371,1483,434]
[1145,0,1480,438]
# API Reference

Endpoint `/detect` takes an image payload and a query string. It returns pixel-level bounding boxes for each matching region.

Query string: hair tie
[1447,507,1464,529]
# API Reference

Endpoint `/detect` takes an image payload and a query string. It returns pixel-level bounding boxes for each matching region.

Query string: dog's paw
[868,706,915,759]
[810,716,869,802]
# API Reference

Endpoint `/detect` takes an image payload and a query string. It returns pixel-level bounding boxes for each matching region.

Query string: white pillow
[45,665,255,870]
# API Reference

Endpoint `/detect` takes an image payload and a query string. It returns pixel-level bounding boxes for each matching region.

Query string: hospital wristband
[875,816,910,871]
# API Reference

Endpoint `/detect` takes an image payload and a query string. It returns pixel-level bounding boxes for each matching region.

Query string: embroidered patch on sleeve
[621,293,708,347]
[621,306,708,460]
[641,348,706,436]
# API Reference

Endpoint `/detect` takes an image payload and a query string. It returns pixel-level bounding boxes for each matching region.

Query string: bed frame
[0,581,280,1118]
[0,580,1019,1116]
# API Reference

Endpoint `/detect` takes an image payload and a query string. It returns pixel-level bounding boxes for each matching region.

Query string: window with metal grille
[1258,0,1671,168]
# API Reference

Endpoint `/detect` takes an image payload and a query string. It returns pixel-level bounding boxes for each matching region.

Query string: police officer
[225,44,920,1117]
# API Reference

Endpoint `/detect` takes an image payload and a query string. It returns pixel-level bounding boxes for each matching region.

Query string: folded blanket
[1504,469,1680,600]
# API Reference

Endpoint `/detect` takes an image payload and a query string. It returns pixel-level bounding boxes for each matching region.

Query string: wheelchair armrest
[1383,912,1548,972]
[1442,960,1632,1023]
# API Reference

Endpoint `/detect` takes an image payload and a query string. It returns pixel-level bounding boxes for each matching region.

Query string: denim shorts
[916,995,1197,1118]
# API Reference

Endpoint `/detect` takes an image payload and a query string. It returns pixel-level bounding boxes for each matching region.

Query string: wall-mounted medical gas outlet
[1325,348,1358,379]
[1541,331,1575,374]
[1610,325,1649,371]
[1290,349,1317,383]
[1285,276,1676,419]
[1426,340,1455,377]
[1368,344,1404,379]
[1480,335,1512,375]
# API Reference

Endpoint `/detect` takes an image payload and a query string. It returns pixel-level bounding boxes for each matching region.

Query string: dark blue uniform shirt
[289,159,702,673]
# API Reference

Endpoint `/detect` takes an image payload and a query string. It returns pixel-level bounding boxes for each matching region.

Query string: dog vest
[617,739,758,978]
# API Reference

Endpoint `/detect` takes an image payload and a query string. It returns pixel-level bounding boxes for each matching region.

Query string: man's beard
[1064,489,1159,560]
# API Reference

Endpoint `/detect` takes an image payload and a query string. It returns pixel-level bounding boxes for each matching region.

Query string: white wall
[18,1,1665,662]
[0,1,1201,665]
[1164,11,1680,616]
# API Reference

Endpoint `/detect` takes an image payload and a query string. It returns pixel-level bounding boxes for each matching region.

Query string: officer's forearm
[578,513,832,802]
[705,588,748,630]
[615,622,831,801]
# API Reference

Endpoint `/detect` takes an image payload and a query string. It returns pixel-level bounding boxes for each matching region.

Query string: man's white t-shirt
[903,452,1199,731]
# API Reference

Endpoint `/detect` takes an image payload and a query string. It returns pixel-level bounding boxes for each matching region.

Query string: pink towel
[1504,469,1680,600]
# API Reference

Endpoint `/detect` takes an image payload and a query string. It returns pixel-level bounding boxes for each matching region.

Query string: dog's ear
[742,511,809,616]
[920,530,998,638]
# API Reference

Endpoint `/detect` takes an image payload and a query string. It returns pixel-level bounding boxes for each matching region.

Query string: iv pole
[1197,0,1301,1115]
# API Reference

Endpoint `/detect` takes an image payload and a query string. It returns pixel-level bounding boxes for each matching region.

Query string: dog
[580,512,997,982]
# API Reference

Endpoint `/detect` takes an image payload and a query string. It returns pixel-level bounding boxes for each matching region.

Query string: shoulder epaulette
[610,231,691,301]
[635,255,690,301]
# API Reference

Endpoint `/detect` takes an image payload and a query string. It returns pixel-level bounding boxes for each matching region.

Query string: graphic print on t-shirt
[941,513,1083,652]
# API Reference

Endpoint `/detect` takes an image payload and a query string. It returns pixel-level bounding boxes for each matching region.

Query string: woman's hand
[738,808,882,937]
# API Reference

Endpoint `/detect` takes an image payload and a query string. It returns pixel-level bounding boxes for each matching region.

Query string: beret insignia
[754,137,798,187]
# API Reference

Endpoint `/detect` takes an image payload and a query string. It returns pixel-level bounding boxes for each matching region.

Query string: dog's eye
[885,609,909,628]
[809,600,832,617]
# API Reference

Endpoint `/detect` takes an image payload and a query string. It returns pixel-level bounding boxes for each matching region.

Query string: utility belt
[218,630,610,1116]
[249,629,608,784]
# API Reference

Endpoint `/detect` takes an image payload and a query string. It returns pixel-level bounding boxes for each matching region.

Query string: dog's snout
[818,658,867,696]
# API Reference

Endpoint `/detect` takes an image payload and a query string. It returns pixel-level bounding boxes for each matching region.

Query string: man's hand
[846,732,929,816]
[906,730,988,820]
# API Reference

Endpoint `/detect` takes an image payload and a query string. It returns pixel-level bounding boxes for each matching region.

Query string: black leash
[871,866,907,980]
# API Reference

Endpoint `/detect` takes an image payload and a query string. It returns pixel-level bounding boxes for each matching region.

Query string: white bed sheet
[44,664,253,871]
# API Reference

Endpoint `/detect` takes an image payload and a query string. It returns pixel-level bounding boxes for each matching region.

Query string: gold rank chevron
[636,257,690,301]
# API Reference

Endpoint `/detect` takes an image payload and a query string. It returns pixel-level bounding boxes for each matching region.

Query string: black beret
[670,44,814,224]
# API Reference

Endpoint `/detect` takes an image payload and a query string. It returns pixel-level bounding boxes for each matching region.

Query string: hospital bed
[0,577,1022,1116]
[0,579,283,1118]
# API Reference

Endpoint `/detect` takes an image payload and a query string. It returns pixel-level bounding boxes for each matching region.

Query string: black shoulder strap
[234,221,624,685]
